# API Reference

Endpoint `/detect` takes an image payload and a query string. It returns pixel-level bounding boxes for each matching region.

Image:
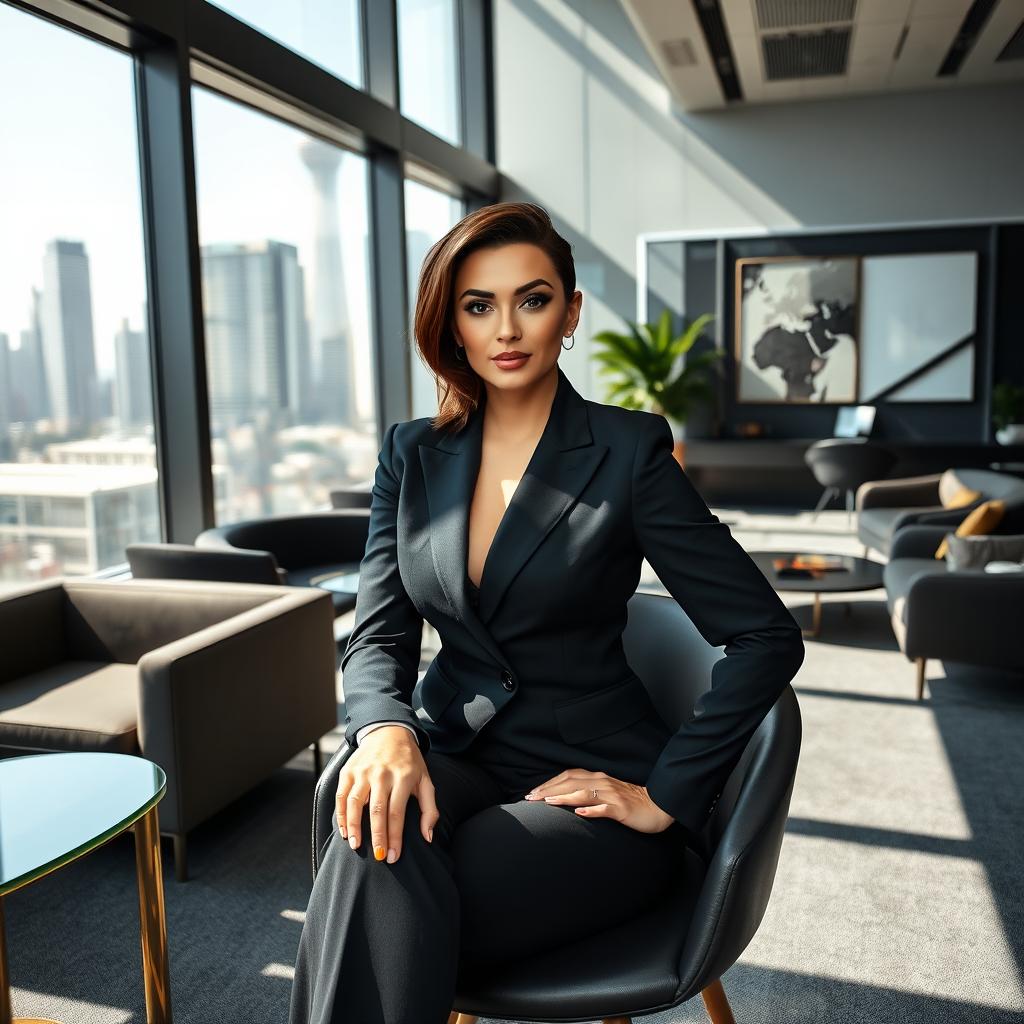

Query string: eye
[464,300,489,315]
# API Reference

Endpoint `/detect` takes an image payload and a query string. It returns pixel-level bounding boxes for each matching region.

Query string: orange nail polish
[374,845,386,861]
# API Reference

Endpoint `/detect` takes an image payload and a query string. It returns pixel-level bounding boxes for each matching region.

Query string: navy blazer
[341,364,804,834]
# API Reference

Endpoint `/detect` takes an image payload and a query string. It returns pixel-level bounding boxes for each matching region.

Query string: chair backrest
[804,439,897,490]
[196,510,370,570]
[941,467,1024,504]
[622,590,803,995]
[329,487,373,509]
[126,543,282,586]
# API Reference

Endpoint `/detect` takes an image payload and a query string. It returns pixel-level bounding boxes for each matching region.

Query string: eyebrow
[458,278,553,301]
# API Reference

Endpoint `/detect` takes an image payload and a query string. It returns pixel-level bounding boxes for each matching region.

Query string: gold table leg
[801,593,822,638]
[0,896,60,1024]
[134,806,172,1023]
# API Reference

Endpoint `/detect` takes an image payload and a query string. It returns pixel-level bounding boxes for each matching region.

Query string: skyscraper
[298,137,355,425]
[113,318,153,431]
[201,240,310,426]
[40,239,99,432]
[13,287,49,423]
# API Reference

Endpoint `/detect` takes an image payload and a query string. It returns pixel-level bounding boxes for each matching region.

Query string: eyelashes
[462,293,551,316]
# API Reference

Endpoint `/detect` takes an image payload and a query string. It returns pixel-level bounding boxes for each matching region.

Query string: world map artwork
[736,257,860,403]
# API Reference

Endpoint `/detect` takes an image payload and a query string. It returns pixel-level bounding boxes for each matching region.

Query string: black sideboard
[683,439,1024,507]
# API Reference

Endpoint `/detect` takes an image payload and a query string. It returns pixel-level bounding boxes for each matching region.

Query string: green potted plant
[993,381,1024,445]
[591,309,721,467]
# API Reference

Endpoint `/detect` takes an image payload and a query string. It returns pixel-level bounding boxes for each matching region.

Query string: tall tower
[40,239,98,433]
[298,137,354,425]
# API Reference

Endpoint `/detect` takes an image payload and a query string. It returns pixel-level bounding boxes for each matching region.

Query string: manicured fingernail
[340,828,347,839]
[427,827,433,842]
[374,845,386,861]
[387,848,397,863]
[349,835,358,849]
[525,793,537,800]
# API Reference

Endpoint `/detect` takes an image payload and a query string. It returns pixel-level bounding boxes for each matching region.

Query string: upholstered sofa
[0,578,337,880]
[881,525,1024,699]
[857,468,1024,559]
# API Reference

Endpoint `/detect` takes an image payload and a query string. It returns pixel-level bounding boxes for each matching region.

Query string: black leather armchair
[310,590,802,1023]
[195,510,370,617]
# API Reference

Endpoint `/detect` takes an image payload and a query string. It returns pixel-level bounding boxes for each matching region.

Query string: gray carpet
[6,510,1024,1022]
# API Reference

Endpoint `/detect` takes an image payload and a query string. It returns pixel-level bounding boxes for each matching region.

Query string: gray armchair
[0,578,337,881]
[882,524,1024,699]
[857,468,1024,559]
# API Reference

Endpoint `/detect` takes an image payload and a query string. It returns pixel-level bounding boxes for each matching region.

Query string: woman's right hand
[336,726,439,864]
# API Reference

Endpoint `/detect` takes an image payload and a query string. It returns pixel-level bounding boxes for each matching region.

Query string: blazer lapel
[419,365,609,660]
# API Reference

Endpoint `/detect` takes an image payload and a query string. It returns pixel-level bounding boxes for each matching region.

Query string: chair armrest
[0,579,67,683]
[311,739,356,881]
[136,587,336,834]
[889,525,948,560]
[857,474,942,512]
[902,571,1024,668]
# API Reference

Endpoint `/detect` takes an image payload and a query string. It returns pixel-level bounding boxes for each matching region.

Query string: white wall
[494,0,1024,395]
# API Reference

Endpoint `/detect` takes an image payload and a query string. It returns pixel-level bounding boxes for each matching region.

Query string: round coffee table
[747,550,885,638]
[0,752,171,1024]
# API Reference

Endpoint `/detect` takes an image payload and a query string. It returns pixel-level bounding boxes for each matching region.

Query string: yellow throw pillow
[934,499,1006,559]
[942,484,982,509]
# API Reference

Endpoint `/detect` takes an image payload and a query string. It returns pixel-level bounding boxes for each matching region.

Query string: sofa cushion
[944,533,1024,571]
[860,507,911,550]
[934,499,1006,559]
[0,661,138,753]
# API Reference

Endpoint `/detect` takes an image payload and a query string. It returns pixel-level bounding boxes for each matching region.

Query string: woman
[289,202,805,1023]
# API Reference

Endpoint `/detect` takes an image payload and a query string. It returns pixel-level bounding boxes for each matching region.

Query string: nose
[496,304,521,342]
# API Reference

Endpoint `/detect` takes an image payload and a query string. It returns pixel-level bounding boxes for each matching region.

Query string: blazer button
[500,670,515,691]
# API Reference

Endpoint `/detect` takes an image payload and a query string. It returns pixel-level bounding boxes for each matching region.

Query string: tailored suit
[289,364,805,1023]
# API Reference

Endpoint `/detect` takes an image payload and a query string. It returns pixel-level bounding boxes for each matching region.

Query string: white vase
[995,424,1024,445]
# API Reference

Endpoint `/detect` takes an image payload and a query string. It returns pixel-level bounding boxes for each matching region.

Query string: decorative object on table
[771,552,847,579]
[0,752,171,1023]
[735,255,859,404]
[984,560,1024,573]
[992,381,1024,445]
[747,549,884,638]
[734,421,767,437]
[591,308,721,468]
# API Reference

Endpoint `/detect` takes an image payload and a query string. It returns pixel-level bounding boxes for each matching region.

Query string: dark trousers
[288,748,692,1024]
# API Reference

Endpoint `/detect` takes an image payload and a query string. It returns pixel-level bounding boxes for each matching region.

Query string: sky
[0,0,458,415]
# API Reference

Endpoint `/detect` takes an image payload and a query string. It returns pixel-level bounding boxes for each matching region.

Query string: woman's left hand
[524,769,675,834]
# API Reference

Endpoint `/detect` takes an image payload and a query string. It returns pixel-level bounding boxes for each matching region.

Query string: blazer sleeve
[341,421,431,753]
[631,412,805,834]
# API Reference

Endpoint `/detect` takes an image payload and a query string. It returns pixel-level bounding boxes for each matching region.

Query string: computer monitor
[834,405,876,438]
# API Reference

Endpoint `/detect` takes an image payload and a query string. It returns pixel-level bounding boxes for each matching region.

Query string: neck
[481,365,559,444]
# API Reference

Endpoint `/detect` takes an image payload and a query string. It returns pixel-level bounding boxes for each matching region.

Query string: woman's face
[451,242,581,392]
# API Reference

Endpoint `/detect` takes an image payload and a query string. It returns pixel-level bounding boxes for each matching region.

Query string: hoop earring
[562,332,575,351]
[455,345,467,362]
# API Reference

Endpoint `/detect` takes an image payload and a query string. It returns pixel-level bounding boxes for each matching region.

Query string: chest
[466,440,538,589]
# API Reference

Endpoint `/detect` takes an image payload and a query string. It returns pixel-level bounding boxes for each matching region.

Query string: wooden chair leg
[701,978,736,1024]
[916,657,927,700]
[447,1014,478,1024]
[602,1017,632,1023]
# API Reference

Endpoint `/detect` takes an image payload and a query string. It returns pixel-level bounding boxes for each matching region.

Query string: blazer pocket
[418,661,460,724]
[554,675,654,745]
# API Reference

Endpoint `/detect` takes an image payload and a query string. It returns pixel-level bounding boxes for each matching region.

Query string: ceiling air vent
[661,37,699,68]
[762,27,851,79]
[755,0,856,32]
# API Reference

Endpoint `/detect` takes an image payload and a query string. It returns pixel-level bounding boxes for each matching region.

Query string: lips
[494,352,529,361]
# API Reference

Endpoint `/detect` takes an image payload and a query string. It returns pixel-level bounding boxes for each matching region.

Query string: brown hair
[412,201,575,433]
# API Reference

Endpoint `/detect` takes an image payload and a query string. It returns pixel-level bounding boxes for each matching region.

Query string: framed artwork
[734,255,861,404]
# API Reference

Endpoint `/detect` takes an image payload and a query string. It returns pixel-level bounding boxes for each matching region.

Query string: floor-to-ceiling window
[397,0,461,145]
[0,3,159,588]
[192,88,378,522]
[404,177,465,420]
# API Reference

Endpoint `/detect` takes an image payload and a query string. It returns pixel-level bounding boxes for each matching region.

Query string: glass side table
[0,752,171,1024]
